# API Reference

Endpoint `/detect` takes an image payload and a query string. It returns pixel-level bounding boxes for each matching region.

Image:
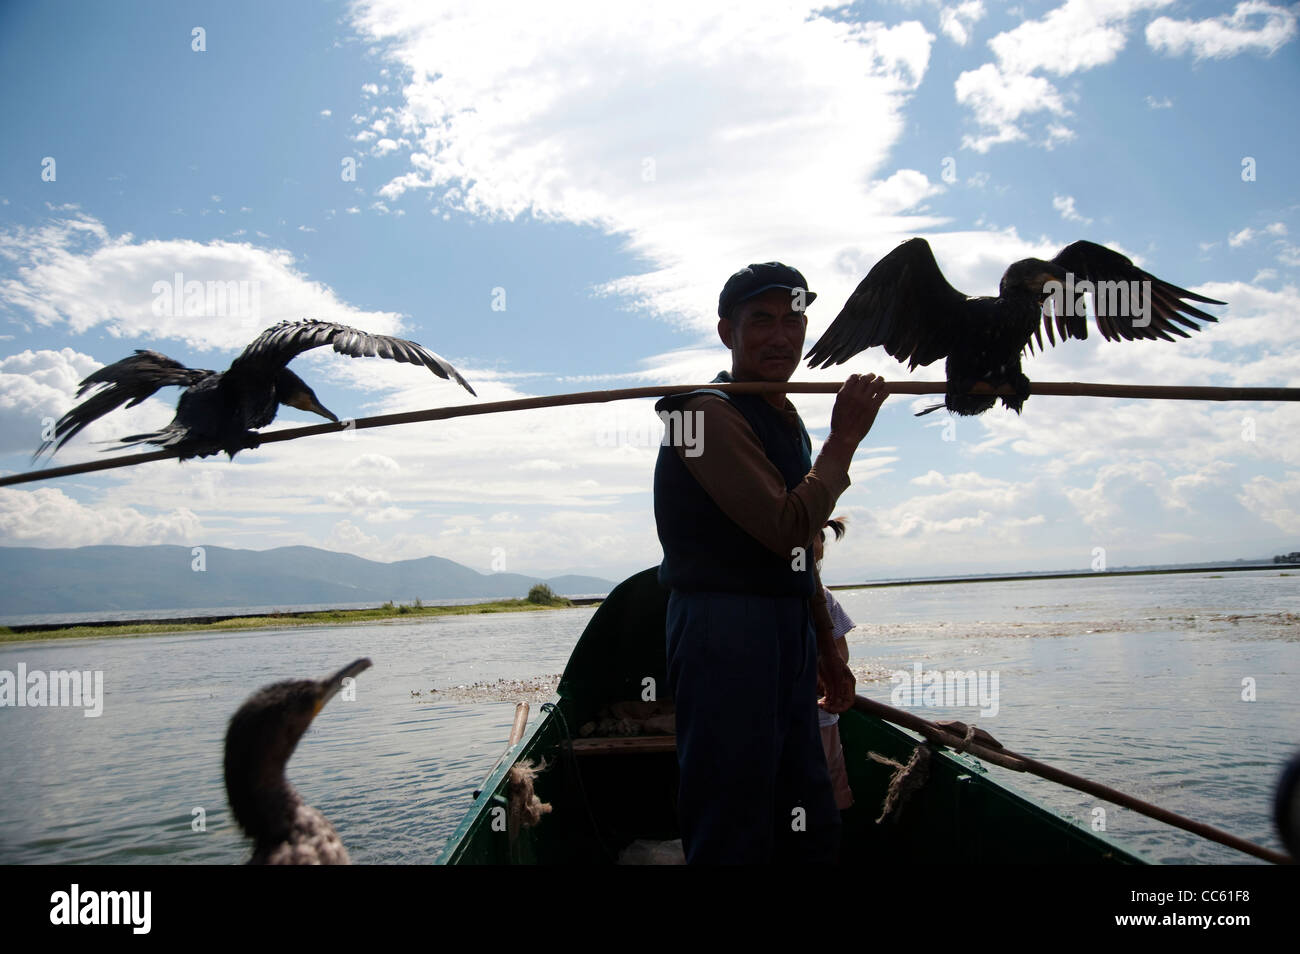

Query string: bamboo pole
[473,701,532,799]
[851,694,1292,865]
[4,379,1298,488]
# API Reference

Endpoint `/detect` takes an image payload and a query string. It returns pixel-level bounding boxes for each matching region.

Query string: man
[654,262,888,863]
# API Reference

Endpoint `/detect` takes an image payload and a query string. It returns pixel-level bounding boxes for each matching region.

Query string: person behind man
[653,262,888,863]
[813,517,855,814]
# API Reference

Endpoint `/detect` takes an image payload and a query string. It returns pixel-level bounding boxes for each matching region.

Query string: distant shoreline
[0,597,591,645]
[828,562,1289,590]
[1,563,1290,645]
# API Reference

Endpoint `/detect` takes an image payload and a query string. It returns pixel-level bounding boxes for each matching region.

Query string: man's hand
[817,649,856,714]
[830,373,888,445]
[820,373,888,472]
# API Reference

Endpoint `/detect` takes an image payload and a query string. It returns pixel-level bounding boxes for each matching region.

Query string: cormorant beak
[312,657,373,718]
[285,388,340,423]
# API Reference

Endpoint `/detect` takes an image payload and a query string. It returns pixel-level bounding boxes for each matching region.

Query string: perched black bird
[34,319,475,460]
[224,658,372,865]
[805,238,1225,416]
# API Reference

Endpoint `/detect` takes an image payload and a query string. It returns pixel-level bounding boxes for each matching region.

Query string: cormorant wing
[33,351,211,461]
[1040,241,1225,346]
[224,320,476,396]
[805,238,967,371]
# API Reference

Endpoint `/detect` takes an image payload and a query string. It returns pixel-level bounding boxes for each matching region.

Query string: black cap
[718,262,816,320]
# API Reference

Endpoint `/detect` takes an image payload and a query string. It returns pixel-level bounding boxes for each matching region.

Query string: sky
[0,0,1297,586]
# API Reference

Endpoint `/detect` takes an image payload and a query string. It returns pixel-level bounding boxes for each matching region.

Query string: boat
[438,567,1148,864]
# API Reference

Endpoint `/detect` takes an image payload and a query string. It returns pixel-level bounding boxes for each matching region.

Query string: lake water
[0,568,1294,864]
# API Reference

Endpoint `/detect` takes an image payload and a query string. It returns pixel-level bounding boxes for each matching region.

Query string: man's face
[719,288,808,382]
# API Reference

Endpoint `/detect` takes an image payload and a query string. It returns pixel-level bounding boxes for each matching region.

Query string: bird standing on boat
[804,238,1224,416]
[34,319,476,461]
[224,657,372,865]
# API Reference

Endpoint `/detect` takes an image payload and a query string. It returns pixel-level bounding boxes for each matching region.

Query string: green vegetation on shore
[0,594,578,644]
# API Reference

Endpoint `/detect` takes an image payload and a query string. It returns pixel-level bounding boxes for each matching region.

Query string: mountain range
[0,545,618,617]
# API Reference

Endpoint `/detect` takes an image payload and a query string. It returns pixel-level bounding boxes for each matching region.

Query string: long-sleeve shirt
[672,392,851,635]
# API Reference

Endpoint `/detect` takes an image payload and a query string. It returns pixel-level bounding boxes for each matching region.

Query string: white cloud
[365,506,417,523]
[954,64,1067,152]
[326,518,379,553]
[867,169,945,214]
[0,213,408,352]
[351,0,942,332]
[939,1,985,45]
[1053,195,1092,224]
[957,0,1174,151]
[327,486,395,509]
[847,470,1042,545]
[0,348,103,454]
[1226,222,1283,248]
[1147,1,1298,59]
[1237,472,1300,533]
[1145,94,1173,108]
[1044,123,1077,149]
[0,487,202,547]
[320,109,333,117]
[989,0,1170,76]
[346,453,401,473]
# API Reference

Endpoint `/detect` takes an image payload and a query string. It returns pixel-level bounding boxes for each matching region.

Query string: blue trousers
[666,589,841,864]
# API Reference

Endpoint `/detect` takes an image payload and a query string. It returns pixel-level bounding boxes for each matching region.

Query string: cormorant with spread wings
[34,319,475,461]
[804,238,1224,416]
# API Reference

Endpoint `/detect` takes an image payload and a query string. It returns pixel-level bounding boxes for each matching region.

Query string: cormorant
[224,657,372,865]
[804,238,1225,416]
[34,319,476,460]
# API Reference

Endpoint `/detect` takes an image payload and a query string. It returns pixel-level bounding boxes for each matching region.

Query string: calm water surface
[0,569,1294,864]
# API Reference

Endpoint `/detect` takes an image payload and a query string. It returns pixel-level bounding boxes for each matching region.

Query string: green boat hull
[439,567,1148,864]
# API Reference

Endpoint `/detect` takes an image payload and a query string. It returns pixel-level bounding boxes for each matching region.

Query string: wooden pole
[473,701,532,799]
[851,694,1291,865]
[5,379,1298,488]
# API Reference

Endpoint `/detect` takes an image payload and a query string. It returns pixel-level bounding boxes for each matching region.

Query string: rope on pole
[852,694,1291,864]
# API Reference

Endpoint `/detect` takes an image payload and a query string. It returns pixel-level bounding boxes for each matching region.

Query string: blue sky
[0,0,1297,586]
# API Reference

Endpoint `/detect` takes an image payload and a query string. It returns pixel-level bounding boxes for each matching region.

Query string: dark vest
[654,372,815,597]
